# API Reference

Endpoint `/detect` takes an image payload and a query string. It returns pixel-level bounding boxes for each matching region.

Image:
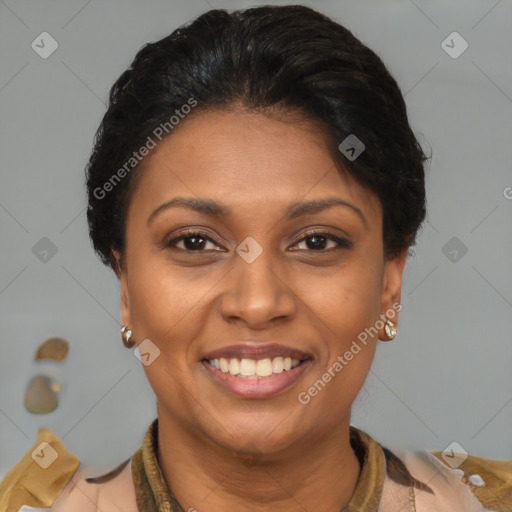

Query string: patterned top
[1,418,511,511]
[129,418,431,512]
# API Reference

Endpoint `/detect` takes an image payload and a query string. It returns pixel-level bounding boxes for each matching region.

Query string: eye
[163,229,352,253]
[165,230,223,252]
[290,230,352,252]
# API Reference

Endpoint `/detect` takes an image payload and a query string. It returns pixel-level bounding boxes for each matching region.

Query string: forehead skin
[125,108,383,257]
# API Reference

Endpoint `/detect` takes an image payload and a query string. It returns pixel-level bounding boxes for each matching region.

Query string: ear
[380,246,409,326]
[112,249,131,328]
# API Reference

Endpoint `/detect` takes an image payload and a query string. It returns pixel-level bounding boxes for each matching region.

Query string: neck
[155,406,361,512]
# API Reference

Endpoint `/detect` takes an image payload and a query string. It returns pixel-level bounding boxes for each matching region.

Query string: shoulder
[0,427,138,512]
[429,448,512,511]
[392,445,512,512]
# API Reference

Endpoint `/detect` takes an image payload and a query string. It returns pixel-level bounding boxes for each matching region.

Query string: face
[114,108,407,456]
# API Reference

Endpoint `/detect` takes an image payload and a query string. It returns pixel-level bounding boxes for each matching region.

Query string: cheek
[127,258,209,414]
[299,256,382,384]
[126,255,209,353]
[306,261,382,336]
[125,223,182,331]
[300,272,379,422]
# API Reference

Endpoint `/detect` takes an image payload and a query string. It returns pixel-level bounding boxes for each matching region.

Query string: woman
[1,5,511,512]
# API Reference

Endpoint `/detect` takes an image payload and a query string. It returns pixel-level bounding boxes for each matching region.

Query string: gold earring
[121,325,135,348]
[381,317,397,342]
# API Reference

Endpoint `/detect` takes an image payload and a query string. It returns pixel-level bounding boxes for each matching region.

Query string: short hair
[86,4,428,271]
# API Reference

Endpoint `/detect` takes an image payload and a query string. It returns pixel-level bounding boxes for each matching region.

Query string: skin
[113,108,408,512]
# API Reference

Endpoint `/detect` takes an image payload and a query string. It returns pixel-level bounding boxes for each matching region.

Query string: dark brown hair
[86,4,428,270]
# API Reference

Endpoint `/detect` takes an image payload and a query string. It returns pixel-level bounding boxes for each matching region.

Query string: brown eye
[291,231,353,252]
[165,230,222,252]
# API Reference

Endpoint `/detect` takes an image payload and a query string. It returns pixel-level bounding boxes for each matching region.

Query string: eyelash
[164,229,352,253]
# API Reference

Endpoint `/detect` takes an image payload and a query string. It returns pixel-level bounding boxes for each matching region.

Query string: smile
[201,357,312,398]
[206,356,302,378]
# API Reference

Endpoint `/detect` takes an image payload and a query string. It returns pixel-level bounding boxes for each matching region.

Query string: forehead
[129,109,381,221]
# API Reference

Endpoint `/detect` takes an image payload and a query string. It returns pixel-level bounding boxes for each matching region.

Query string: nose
[220,249,297,330]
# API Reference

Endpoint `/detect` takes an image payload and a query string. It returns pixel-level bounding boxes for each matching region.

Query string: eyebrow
[147,196,367,228]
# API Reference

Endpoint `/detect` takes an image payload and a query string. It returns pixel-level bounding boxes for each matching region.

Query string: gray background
[1,0,511,480]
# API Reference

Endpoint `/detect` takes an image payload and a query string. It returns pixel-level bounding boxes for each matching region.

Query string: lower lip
[201,359,312,399]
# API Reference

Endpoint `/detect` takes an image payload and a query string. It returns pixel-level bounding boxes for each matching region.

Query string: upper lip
[202,343,313,361]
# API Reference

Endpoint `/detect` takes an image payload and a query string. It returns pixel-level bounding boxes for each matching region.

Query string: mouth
[199,345,313,398]
[202,355,309,379]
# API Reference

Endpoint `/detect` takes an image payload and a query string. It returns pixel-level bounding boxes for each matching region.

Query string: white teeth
[219,358,228,372]
[208,356,303,377]
[256,358,273,377]
[240,358,256,376]
[272,357,284,373]
[229,358,240,375]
